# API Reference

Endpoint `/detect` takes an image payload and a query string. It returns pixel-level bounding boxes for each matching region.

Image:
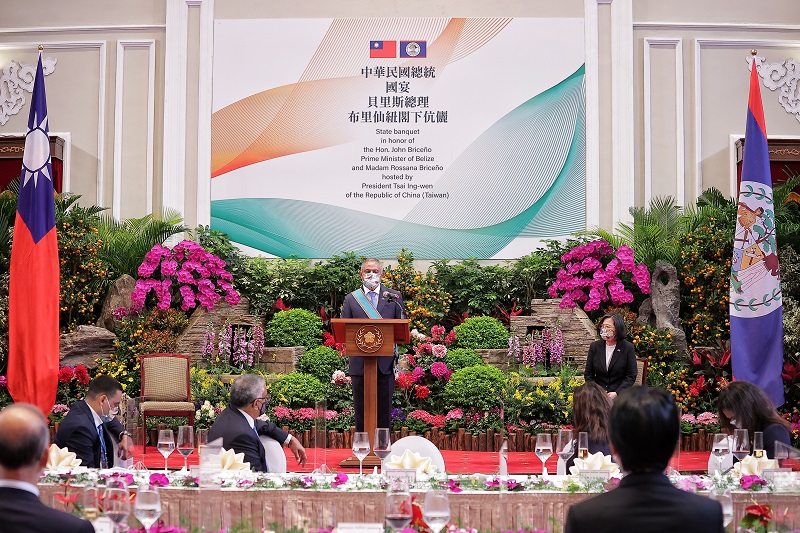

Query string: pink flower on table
[740,475,768,491]
[448,479,462,493]
[149,473,170,487]
[331,473,348,488]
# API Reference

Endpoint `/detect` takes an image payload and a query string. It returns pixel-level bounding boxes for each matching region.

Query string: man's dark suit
[565,473,724,533]
[207,406,289,472]
[340,284,404,431]
[0,486,94,533]
[54,400,125,468]
[583,339,638,395]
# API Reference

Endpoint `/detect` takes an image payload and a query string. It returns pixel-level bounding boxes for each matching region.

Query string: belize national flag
[729,58,784,407]
[369,40,396,59]
[7,52,60,416]
[400,40,427,58]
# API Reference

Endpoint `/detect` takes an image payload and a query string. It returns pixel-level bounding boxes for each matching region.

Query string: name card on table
[385,468,416,484]
[579,469,611,481]
[92,517,115,533]
[762,468,793,482]
[337,523,384,533]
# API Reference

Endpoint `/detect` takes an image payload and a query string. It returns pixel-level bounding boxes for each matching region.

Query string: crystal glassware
[732,429,749,462]
[385,479,413,532]
[81,486,100,522]
[157,429,175,473]
[104,486,131,533]
[709,489,733,527]
[535,433,553,476]
[712,433,730,473]
[556,429,574,463]
[133,485,162,530]
[422,488,450,533]
[177,425,194,471]
[374,428,392,474]
[352,431,370,476]
[753,431,764,459]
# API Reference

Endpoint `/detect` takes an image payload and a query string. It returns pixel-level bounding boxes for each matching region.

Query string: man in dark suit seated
[565,386,724,533]
[0,403,94,533]
[54,375,132,468]
[208,374,307,471]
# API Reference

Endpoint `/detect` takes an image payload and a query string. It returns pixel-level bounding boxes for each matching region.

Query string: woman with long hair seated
[566,382,614,469]
[717,380,791,459]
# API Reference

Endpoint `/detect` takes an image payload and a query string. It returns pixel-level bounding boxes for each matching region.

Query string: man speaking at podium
[341,258,405,431]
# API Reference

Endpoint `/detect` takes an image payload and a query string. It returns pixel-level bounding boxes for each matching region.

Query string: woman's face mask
[600,328,614,340]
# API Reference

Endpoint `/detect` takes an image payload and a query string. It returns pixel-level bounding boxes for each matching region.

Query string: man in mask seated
[55,375,133,468]
[208,374,306,471]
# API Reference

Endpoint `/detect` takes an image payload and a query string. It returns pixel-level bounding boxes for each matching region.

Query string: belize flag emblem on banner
[7,51,60,416]
[729,57,784,407]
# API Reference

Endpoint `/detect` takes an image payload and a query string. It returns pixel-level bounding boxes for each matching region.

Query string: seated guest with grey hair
[209,374,307,471]
[0,404,94,533]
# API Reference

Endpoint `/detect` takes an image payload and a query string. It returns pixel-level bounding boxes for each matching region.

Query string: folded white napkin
[733,455,778,476]
[568,451,619,476]
[46,444,82,468]
[385,449,437,475]
[215,447,251,471]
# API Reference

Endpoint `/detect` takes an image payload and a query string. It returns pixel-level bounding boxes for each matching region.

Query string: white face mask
[363,272,381,290]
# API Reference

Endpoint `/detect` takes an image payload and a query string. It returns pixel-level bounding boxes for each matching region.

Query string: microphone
[382,292,406,318]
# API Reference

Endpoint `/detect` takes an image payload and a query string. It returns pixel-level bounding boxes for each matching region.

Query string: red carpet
[133,446,712,474]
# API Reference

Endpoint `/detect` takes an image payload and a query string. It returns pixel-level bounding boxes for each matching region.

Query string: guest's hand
[288,436,307,466]
[118,434,133,459]
[607,391,618,400]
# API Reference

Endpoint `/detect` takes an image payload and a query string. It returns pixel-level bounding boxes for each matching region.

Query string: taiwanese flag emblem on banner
[369,40,396,58]
[7,51,60,416]
[400,41,427,58]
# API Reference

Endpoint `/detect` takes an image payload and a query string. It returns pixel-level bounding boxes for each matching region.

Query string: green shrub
[268,372,324,408]
[444,348,484,371]
[297,346,348,383]
[452,316,509,350]
[444,365,506,411]
[265,309,323,349]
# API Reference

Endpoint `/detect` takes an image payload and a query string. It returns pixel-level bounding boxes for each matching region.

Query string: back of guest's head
[87,375,123,399]
[717,380,789,434]
[596,312,627,341]
[229,374,266,408]
[609,386,678,473]
[572,382,612,443]
[0,403,50,470]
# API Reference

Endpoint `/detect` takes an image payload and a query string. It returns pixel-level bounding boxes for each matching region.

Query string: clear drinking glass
[177,425,194,471]
[556,429,574,463]
[535,433,553,476]
[81,486,100,522]
[133,485,162,530]
[577,432,589,460]
[104,486,131,533]
[385,479,413,532]
[422,488,450,533]
[374,428,392,474]
[709,489,733,527]
[352,431,370,476]
[753,431,764,459]
[712,433,730,472]
[157,429,175,473]
[732,429,750,462]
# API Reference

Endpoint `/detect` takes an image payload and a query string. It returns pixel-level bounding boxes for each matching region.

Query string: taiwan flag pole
[7,46,60,416]
[729,50,784,407]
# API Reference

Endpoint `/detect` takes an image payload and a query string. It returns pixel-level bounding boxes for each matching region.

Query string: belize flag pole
[7,47,60,416]
[729,51,784,407]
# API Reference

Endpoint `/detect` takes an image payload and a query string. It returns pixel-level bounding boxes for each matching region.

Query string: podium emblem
[355,325,384,353]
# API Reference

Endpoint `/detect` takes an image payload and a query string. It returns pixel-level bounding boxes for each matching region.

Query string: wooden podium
[331,318,410,468]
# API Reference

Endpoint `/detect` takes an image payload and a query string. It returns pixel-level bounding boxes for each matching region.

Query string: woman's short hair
[596,313,627,341]
[717,380,789,434]
[572,382,612,444]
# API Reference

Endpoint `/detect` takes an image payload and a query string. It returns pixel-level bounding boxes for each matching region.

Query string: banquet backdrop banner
[211,18,586,259]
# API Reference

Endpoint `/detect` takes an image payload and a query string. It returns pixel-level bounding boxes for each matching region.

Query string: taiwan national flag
[729,58,784,407]
[7,52,60,416]
[369,40,396,59]
[400,41,427,58]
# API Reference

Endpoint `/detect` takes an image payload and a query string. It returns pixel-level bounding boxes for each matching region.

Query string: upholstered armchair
[140,354,195,448]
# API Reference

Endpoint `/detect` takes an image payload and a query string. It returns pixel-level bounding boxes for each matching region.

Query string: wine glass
[81,486,100,522]
[556,429,574,462]
[133,485,162,530]
[177,425,194,471]
[157,429,175,473]
[352,431,370,476]
[104,486,131,533]
[535,433,553,476]
[712,433,730,473]
[385,479,413,532]
[577,432,589,460]
[422,488,450,533]
[732,429,749,462]
[374,428,392,474]
[709,489,733,527]
[753,431,764,459]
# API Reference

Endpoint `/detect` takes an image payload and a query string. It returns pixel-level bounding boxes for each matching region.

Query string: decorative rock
[637,261,688,356]
[96,274,136,332]
[60,325,117,368]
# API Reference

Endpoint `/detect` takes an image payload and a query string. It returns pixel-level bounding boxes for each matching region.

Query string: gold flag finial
[750,49,758,57]
[38,44,44,51]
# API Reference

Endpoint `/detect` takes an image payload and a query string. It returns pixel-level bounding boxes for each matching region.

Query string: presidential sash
[352,288,382,319]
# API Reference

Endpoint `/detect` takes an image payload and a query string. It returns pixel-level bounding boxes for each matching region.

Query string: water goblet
[709,489,733,527]
[556,429,574,462]
[422,488,450,533]
[712,433,730,473]
[157,429,175,473]
[385,479,413,532]
[104,486,131,533]
[177,425,194,471]
[732,429,749,462]
[374,428,392,474]
[133,485,162,530]
[535,433,553,477]
[352,431,370,476]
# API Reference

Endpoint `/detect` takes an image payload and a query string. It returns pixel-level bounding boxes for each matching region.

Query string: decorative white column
[610,0,635,227]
